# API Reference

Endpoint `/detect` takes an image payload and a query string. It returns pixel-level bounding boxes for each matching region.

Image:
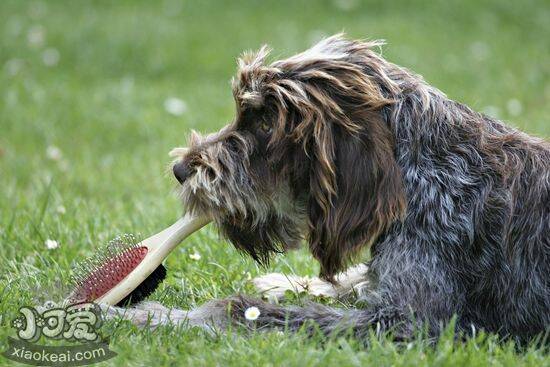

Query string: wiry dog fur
[114,35,549,344]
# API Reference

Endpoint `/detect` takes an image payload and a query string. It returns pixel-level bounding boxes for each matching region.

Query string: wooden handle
[95,213,210,305]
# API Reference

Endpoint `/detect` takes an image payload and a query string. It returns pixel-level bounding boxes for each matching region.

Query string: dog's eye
[259,121,272,134]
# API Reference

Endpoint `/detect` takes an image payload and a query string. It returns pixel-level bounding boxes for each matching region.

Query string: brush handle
[96,213,210,305]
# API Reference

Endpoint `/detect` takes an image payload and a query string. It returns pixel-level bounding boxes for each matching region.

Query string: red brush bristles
[68,234,148,304]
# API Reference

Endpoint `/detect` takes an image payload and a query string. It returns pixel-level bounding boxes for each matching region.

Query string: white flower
[189,252,201,261]
[56,205,66,214]
[27,25,45,47]
[45,239,59,249]
[332,0,359,11]
[4,59,24,76]
[506,99,522,116]
[244,306,260,321]
[46,145,62,161]
[470,41,489,61]
[42,48,60,67]
[482,105,500,119]
[164,97,187,116]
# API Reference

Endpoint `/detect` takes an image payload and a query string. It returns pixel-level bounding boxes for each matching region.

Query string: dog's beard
[220,209,305,265]
[177,132,307,265]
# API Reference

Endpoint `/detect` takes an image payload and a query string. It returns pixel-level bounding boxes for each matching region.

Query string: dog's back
[463,116,550,339]
[386,87,550,339]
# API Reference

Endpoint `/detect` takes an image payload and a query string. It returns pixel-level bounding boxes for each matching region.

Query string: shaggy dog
[108,35,549,344]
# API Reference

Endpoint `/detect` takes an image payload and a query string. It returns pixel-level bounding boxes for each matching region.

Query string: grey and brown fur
[110,35,549,344]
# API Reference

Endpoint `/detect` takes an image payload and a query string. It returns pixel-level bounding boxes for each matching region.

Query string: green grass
[1,0,549,366]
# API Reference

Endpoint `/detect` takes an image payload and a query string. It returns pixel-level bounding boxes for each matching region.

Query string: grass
[0,0,549,366]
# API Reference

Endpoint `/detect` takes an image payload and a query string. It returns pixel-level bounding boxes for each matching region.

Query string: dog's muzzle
[170,147,192,184]
[173,161,191,184]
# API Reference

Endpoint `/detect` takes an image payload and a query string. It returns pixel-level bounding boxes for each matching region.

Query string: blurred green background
[1,1,549,366]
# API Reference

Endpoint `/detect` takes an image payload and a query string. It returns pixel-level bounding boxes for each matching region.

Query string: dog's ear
[308,112,406,280]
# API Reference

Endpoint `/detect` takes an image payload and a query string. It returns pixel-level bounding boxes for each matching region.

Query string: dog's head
[171,35,406,280]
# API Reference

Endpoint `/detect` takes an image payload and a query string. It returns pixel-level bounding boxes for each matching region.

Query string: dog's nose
[173,162,191,184]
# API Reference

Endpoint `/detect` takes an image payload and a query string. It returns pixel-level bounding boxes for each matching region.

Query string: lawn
[0,0,549,366]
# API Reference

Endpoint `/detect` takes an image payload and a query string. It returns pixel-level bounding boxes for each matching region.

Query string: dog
[106,34,549,344]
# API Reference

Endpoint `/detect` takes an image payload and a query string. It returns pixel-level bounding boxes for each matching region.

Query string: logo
[3,302,117,366]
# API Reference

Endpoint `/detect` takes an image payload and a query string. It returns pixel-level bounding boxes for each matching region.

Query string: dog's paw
[251,273,299,301]
[252,273,339,301]
[252,264,370,301]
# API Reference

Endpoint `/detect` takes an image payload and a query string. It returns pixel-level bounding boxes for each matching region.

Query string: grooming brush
[67,213,210,306]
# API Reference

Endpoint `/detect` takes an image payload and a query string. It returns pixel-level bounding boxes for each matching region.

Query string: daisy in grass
[45,239,59,250]
[244,306,260,321]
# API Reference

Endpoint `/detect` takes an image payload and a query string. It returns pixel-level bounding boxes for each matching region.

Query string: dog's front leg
[252,263,370,301]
